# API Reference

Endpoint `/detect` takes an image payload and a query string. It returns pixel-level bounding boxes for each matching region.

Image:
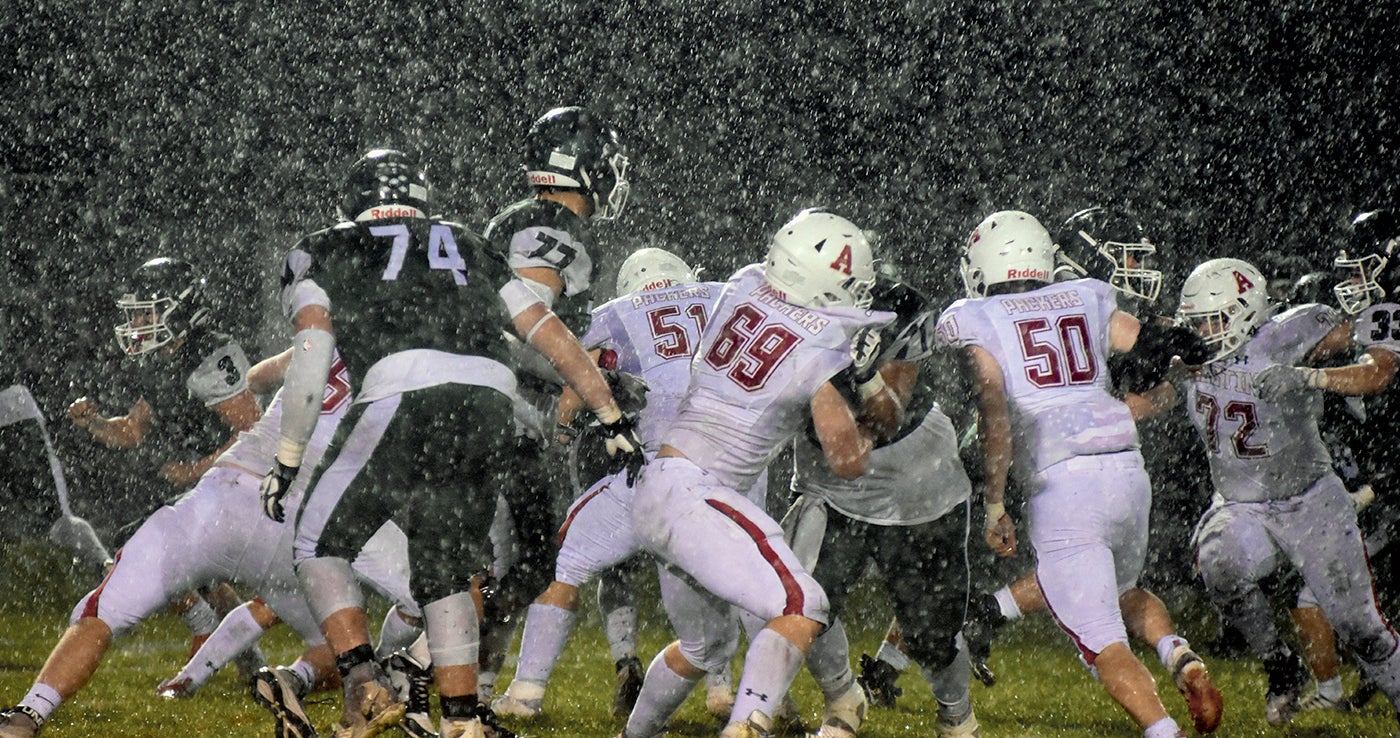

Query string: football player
[622,209,893,738]
[0,346,419,738]
[937,211,1217,738]
[1170,255,1400,727]
[476,105,637,706]
[493,248,750,722]
[262,148,641,738]
[783,269,982,737]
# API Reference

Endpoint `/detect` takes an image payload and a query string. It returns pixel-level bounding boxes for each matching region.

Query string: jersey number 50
[704,303,802,391]
[1014,315,1098,388]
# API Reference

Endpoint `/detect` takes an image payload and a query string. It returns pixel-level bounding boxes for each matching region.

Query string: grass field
[1,542,1395,737]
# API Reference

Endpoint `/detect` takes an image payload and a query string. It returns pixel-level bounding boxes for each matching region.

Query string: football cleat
[155,675,197,699]
[437,717,484,738]
[1298,689,1346,712]
[612,655,645,719]
[1262,653,1308,727]
[961,594,1006,687]
[333,679,406,738]
[469,702,517,738]
[772,695,808,735]
[812,682,866,738]
[251,667,318,738]
[935,709,981,737]
[383,650,436,736]
[855,653,903,708]
[720,711,775,738]
[0,707,42,738]
[1169,648,1222,733]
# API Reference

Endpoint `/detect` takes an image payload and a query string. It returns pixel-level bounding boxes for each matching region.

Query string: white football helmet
[763,209,875,309]
[961,211,1056,298]
[1332,209,1399,315]
[615,247,696,295]
[1176,258,1272,363]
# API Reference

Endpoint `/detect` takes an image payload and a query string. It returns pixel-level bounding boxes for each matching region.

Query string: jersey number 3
[371,224,467,285]
[704,303,802,391]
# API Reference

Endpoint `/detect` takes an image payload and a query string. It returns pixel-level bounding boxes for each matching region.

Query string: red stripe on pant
[1036,573,1098,665]
[557,483,610,548]
[79,548,124,620]
[705,498,804,616]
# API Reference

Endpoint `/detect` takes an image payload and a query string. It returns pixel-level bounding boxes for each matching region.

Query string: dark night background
[1,0,1395,588]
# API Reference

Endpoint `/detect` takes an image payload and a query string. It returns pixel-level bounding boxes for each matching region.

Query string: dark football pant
[305,383,515,606]
[811,501,971,672]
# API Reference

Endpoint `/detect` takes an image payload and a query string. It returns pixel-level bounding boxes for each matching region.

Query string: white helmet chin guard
[1176,257,1272,363]
[763,209,876,309]
[615,247,696,296]
[961,211,1056,298]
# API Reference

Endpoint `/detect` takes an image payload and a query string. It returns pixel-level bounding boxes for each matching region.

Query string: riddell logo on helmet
[529,173,559,186]
[1007,267,1050,280]
[370,205,418,219]
[642,279,675,291]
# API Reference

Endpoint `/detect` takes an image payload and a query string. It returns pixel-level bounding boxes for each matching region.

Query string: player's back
[665,264,893,491]
[282,217,514,387]
[1185,303,1341,502]
[583,281,723,452]
[937,278,1137,475]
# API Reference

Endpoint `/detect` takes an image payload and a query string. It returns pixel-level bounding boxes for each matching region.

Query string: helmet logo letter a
[829,244,854,276]
[1232,270,1255,293]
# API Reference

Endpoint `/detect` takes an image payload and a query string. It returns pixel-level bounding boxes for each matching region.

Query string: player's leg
[1280,476,1400,716]
[632,458,829,735]
[882,503,978,736]
[1289,598,1348,710]
[599,559,645,718]
[1119,588,1223,733]
[158,597,281,698]
[1029,456,1180,737]
[620,565,737,738]
[803,509,874,736]
[1194,497,1307,725]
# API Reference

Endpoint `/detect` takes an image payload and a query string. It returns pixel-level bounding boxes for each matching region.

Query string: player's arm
[247,348,295,395]
[555,348,604,442]
[1257,322,1398,399]
[1124,379,1180,421]
[68,396,154,449]
[810,381,874,479]
[961,345,1016,558]
[159,390,263,488]
[855,360,917,440]
[515,266,565,302]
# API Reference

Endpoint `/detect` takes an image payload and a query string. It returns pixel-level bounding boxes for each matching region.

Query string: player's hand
[259,460,299,522]
[68,397,99,428]
[599,414,645,484]
[984,511,1017,558]
[1254,364,1316,401]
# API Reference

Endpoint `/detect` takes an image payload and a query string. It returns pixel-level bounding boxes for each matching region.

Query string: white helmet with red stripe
[763,208,875,309]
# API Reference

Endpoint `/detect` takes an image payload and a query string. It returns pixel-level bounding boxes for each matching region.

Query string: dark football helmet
[523,106,630,221]
[114,257,210,356]
[1289,271,1335,308]
[1055,206,1162,302]
[338,148,432,222]
[1333,209,1400,314]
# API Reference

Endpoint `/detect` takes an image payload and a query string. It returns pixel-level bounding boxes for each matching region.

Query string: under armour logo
[743,688,770,702]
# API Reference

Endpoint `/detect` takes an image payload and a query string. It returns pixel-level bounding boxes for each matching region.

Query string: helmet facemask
[115,293,180,356]
[1333,248,1390,315]
[588,144,630,222]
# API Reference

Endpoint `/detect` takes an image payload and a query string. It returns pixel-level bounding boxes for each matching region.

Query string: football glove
[598,413,646,484]
[604,369,651,416]
[850,327,883,385]
[259,460,299,522]
[1254,364,1319,402]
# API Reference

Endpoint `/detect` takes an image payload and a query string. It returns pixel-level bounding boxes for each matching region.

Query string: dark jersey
[280,217,515,388]
[130,328,250,467]
[483,198,596,336]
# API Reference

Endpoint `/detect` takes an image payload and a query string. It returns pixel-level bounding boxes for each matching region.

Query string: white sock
[286,660,318,696]
[807,619,854,701]
[513,603,578,686]
[1144,716,1182,738]
[375,608,422,658]
[180,602,266,688]
[1156,635,1189,672]
[624,648,700,738]
[731,628,805,724]
[19,683,63,722]
[706,661,733,692]
[605,605,639,663]
[478,671,498,700]
[1316,675,1343,702]
[993,587,1022,620]
[875,639,911,672]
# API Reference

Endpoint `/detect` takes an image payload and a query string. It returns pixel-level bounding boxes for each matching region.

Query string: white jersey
[215,354,352,480]
[1352,301,1400,355]
[581,281,724,455]
[792,401,972,525]
[1185,303,1343,503]
[936,278,1138,477]
[664,264,895,492]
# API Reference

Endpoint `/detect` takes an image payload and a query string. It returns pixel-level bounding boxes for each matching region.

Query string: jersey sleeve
[1352,302,1400,354]
[506,225,594,297]
[1272,303,1345,364]
[579,303,620,351]
[279,245,330,319]
[186,341,251,406]
[934,299,983,350]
